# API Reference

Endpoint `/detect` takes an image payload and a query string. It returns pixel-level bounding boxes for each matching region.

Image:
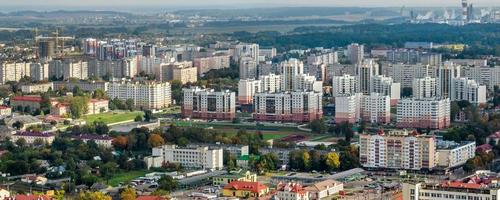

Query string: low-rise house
[486,131,500,145]
[51,99,109,117]
[222,181,269,198]
[4,114,43,130]
[213,171,258,186]
[305,179,344,200]
[72,134,113,148]
[0,105,11,116]
[0,188,10,199]
[5,194,52,200]
[11,131,55,145]
[21,82,54,93]
[21,175,48,185]
[276,182,309,200]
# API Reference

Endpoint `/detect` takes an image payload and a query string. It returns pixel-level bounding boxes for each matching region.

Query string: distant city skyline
[0,0,498,11]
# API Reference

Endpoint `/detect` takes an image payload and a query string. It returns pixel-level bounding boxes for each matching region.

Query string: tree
[100,162,117,183]
[40,93,52,114]
[125,99,135,111]
[69,96,90,119]
[309,119,327,134]
[113,136,128,149]
[93,89,107,99]
[158,175,178,192]
[144,110,153,122]
[15,138,27,147]
[94,121,109,135]
[134,115,143,122]
[325,152,341,171]
[148,134,165,147]
[76,191,112,200]
[120,187,137,200]
[12,121,24,129]
[72,86,83,96]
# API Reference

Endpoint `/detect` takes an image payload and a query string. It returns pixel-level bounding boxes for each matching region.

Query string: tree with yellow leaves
[325,152,341,171]
[76,191,112,200]
[120,187,137,200]
[148,133,165,147]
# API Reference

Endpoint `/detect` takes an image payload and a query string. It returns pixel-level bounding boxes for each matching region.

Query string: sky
[0,0,498,11]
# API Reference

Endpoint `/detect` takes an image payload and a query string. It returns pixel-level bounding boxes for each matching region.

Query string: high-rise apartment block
[332,74,357,97]
[182,87,236,120]
[357,59,379,94]
[396,98,450,129]
[0,62,30,84]
[107,81,171,109]
[253,91,322,122]
[413,76,437,99]
[194,55,230,76]
[451,77,487,104]
[239,57,258,80]
[370,75,401,106]
[347,43,364,64]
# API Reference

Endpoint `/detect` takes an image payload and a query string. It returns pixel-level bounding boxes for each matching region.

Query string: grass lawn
[83,111,144,125]
[107,170,149,187]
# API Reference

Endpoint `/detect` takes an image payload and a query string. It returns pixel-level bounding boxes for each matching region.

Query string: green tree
[69,96,90,119]
[309,119,327,134]
[134,115,143,122]
[158,175,178,192]
[93,89,107,99]
[125,99,135,111]
[144,110,153,122]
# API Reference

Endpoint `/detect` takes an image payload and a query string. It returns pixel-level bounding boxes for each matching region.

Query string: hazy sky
[0,0,498,9]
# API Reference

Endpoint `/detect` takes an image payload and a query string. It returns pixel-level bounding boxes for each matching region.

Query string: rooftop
[73,134,113,141]
[15,131,54,137]
[224,181,268,193]
[11,96,42,103]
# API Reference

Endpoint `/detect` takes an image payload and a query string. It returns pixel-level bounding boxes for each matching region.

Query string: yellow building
[222,181,269,198]
[213,171,257,186]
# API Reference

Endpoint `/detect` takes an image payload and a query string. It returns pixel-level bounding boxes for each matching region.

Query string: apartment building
[107,81,171,109]
[386,63,433,88]
[194,55,230,76]
[172,65,197,84]
[145,144,223,170]
[238,79,261,105]
[347,43,364,64]
[231,43,260,63]
[307,52,338,65]
[370,75,401,106]
[359,130,437,170]
[334,94,361,124]
[451,77,487,104]
[239,57,258,79]
[53,81,109,92]
[0,62,30,84]
[281,59,304,91]
[403,179,500,200]
[332,74,357,97]
[63,61,88,80]
[436,140,476,168]
[253,91,322,123]
[357,59,379,94]
[462,65,500,91]
[21,82,54,93]
[335,93,390,124]
[413,76,437,99]
[11,131,55,145]
[182,87,236,120]
[396,98,451,129]
[29,63,49,81]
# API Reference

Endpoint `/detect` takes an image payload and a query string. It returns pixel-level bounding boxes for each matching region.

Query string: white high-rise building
[347,43,364,64]
[307,52,338,65]
[145,144,223,170]
[253,91,322,123]
[462,65,500,91]
[335,93,362,124]
[332,75,357,97]
[182,87,236,120]
[370,75,401,106]
[360,93,391,124]
[396,98,451,129]
[294,74,323,93]
[239,57,258,79]
[238,79,261,105]
[386,63,433,88]
[63,61,88,80]
[232,43,259,63]
[107,81,171,109]
[280,59,304,91]
[0,62,30,84]
[29,63,49,81]
[357,59,379,94]
[413,76,437,99]
[260,74,281,93]
[451,77,487,104]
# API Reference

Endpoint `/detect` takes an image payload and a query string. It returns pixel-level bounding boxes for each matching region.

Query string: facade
[436,140,476,168]
[239,57,258,80]
[334,94,361,124]
[332,75,357,97]
[359,131,437,170]
[305,179,344,200]
[11,131,55,145]
[413,76,437,99]
[451,77,487,104]
[462,65,500,91]
[253,91,322,123]
[357,59,379,94]
[386,63,432,88]
[276,182,309,200]
[156,61,193,82]
[193,55,230,76]
[360,93,391,124]
[307,52,338,65]
[145,144,223,170]
[53,81,109,92]
[294,74,323,93]
[10,96,44,111]
[72,134,113,148]
[29,63,49,81]
[238,79,261,104]
[231,43,260,63]
[21,82,54,93]
[0,62,30,84]
[222,181,269,198]
[437,61,461,98]
[107,81,171,109]
[213,171,257,186]
[182,87,236,120]
[63,61,88,80]
[396,98,451,129]
[281,59,304,91]
[88,99,109,115]
[0,106,12,116]
[172,65,197,84]
[370,75,401,106]
[347,43,364,64]
[402,181,500,200]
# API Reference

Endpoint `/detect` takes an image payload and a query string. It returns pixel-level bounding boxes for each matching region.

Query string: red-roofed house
[50,99,109,117]
[486,132,500,145]
[135,196,167,200]
[276,182,309,200]
[0,106,11,116]
[4,194,52,200]
[10,96,57,113]
[222,181,269,198]
[476,144,493,153]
